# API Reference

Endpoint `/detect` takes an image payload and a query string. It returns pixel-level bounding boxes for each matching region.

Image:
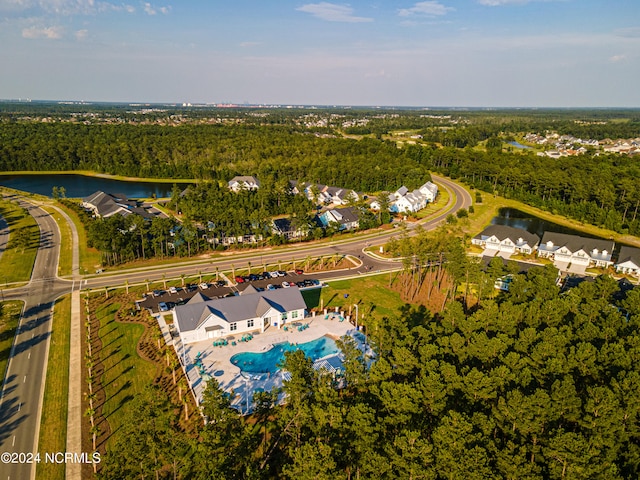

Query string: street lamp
[353,303,358,330]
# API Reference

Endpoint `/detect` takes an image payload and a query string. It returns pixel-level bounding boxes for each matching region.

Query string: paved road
[83,175,472,291]
[0,196,71,480]
[0,175,470,480]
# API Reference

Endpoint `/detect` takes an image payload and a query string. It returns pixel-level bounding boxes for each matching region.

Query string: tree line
[98,241,640,479]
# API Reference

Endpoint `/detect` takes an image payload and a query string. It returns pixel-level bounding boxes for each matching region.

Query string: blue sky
[1,0,639,107]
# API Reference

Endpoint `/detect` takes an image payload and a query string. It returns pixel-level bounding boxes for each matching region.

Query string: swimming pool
[230,335,339,374]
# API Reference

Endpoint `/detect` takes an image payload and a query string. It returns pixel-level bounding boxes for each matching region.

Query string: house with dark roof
[615,246,640,276]
[82,191,145,218]
[272,217,309,240]
[317,207,360,231]
[537,232,614,268]
[228,175,260,192]
[172,286,307,344]
[472,225,540,255]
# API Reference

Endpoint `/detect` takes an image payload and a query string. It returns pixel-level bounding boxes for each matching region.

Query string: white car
[269,271,279,278]
[282,281,290,288]
[169,286,178,294]
[199,282,208,290]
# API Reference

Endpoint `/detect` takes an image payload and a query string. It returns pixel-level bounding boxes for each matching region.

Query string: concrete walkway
[52,206,83,480]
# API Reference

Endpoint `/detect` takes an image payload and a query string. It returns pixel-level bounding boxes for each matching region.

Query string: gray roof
[475,225,540,247]
[228,175,260,187]
[616,246,640,266]
[540,232,614,255]
[174,287,307,333]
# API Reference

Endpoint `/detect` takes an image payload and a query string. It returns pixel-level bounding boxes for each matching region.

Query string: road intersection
[0,174,471,480]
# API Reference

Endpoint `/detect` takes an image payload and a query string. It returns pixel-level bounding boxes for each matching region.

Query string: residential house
[615,246,640,276]
[228,175,260,192]
[173,286,307,344]
[472,225,540,255]
[82,191,153,219]
[317,207,360,231]
[272,217,309,240]
[537,232,614,268]
[389,181,438,214]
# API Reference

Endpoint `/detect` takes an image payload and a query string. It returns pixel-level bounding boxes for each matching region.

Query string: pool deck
[170,312,360,413]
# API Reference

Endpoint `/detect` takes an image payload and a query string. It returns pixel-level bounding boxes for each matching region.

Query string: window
[281,312,287,321]
[247,319,254,328]
[292,310,298,319]
[230,323,237,331]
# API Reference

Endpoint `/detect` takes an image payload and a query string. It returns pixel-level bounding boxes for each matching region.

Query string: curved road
[0,175,471,480]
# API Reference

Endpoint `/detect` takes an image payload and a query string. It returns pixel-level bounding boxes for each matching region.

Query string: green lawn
[306,273,406,322]
[0,301,23,386]
[43,206,73,277]
[54,201,102,274]
[36,295,71,480]
[0,199,40,284]
[95,301,155,449]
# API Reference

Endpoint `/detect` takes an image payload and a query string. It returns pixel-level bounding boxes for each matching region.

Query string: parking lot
[137,269,319,314]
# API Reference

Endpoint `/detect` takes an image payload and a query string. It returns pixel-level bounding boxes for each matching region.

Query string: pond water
[491,208,599,239]
[507,141,532,149]
[0,173,191,199]
[230,335,340,374]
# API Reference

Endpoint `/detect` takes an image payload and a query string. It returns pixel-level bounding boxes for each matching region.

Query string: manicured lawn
[36,295,71,480]
[54,201,102,275]
[42,206,73,277]
[0,199,39,284]
[0,301,22,386]
[309,273,406,322]
[95,301,155,449]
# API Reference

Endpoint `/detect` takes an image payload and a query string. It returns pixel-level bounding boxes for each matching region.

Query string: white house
[472,225,540,255]
[388,181,438,214]
[228,176,260,192]
[173,287,307,345]
[419,181,439,202]
[615,246,640,276]
[317,207,360,231]
[537,232,614,268]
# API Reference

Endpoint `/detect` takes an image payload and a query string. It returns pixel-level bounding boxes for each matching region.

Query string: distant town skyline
[1,0,639,107]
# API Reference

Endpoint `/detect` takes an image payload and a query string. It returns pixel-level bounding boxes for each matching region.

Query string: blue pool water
[230,336,339,374]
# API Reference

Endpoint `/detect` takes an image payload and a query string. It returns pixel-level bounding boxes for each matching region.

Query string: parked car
[269,271,279,278]
[199,282,209,290]
[169,286,179,294]
[277,270,286,277]
[266,284,275,290]
[214,280,226,287]
[186,284,198,292]
[282,281,290,288]
[295,269,304,275]
[158,302,169,312]
[235,276,245,284]
[152,290,164,297]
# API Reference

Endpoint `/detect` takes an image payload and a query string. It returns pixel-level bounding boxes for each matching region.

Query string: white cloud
[609,54,626,63]
[75,28,88,40]
[398,1,453,17]
[0,0,137,14]
[296,2,373,23]
[22,25,64,39]
[240,41,261,48]
[477,0,562,6]
[143,2,170,15]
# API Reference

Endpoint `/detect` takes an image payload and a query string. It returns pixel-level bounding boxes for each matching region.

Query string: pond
[491,208,600,239]
[0,173,192,199]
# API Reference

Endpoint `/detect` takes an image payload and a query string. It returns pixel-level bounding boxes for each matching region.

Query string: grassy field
[303,273,406,322]
[0,198,40,284]
[42,206,73,277]
[0,301,23,386]
[95,301,155,449]
[36,295,71,480]
[54,201,102,274]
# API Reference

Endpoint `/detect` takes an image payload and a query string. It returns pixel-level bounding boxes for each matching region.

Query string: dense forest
[98,232,640,479]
